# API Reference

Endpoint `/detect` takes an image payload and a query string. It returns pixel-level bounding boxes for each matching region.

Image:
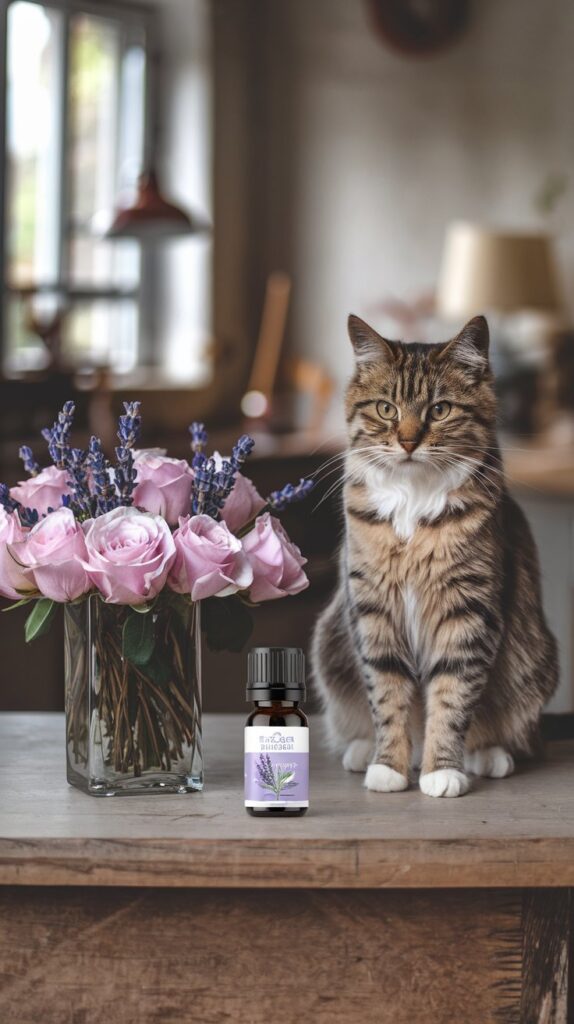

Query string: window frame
[0,0,159,373]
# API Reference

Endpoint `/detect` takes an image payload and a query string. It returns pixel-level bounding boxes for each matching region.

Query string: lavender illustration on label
[255,753,298,800]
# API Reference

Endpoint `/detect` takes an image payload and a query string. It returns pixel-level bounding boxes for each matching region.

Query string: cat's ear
[434,315,490,373]
[348,315,396,365]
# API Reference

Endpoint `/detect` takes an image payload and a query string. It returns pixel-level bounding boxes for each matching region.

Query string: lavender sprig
[255,753,297,797]
[118,401,141,449]
[189,421,208,470]
[210,459,235,511]
[235,477,314,538]
[42,401,75,469]
[0,483,20,514]
[189,432,255,519]
[229,434,254,473]
[256,753,276,789]
[88,436,118,516]
[0,485,38,527]
[210,435,254,512]
[114,446,138,505]
[266,478,314,512]
[65,447,92,518]
[19,446,39,477]
[114,401,141,506]
[191,456,217,516]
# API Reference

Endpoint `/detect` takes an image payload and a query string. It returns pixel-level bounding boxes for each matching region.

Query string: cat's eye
[429,401,452,421]
[376,400,398,421]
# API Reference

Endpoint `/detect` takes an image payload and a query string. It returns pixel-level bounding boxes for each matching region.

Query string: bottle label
[244,726,309,808]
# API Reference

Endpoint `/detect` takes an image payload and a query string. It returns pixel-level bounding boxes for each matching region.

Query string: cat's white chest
[362,462,469,540]
[402,583,432,678]
[403,583,422,662]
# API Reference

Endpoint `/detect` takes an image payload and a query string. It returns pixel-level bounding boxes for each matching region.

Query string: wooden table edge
[1,836,573,888]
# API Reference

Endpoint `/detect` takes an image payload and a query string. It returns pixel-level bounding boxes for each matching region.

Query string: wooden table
[1,714,573,1023]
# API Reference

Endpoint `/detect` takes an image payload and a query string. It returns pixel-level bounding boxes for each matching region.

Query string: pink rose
[213,453,266,534]
[11,466,71,516]
[169,514,253,601]
[8,507,90,603]
[132,451,193,525]
[82,506,176,605]
[242,513,309,601]
[0,508,34,600]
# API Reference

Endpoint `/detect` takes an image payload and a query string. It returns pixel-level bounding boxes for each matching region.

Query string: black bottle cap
[247,647,306,702]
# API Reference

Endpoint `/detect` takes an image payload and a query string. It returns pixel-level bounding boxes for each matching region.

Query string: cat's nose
[399,439,418,454]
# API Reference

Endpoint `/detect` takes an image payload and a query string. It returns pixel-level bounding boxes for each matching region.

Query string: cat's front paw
[342,739,373,772]
[364,763,409,792]
[465,747,515,778]
[419,769,469,798]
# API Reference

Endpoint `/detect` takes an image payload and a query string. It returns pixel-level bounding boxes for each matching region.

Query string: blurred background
[0,0,572,717]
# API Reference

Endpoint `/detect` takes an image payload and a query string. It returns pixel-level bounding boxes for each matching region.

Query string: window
[1,0,154,374]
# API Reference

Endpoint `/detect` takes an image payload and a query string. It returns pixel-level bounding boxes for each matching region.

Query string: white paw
[364,763,408,792]
[419,769,470,798]
[342,739,373,773]
[465,746,515,779]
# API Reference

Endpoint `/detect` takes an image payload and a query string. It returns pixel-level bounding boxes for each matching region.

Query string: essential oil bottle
[244,647,309,816]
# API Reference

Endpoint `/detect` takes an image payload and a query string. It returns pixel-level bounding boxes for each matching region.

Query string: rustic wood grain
[4,836,574,891]
[1,715,574,889]
[0,887,535,1024]
[520,890,570,1023]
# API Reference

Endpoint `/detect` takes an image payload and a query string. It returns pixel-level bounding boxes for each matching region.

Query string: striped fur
[311,315,558,798]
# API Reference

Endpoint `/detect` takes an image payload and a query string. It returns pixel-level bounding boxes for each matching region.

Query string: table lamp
[436,221,561,318]
[437,222,563,436]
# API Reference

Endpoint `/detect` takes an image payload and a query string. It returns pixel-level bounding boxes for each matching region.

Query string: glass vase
[64,593,203,796]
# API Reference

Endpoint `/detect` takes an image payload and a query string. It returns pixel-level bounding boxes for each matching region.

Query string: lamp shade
[437,222,561,318]
[105,170,209,240]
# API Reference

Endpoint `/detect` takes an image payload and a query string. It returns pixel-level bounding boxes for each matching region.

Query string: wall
[249,0,574,395]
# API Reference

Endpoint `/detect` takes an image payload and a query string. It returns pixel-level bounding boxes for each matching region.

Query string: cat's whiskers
[315,440,520,517]
[312,446,397,512]
[444,443,550,454]
[314,457,380,509]
[313,445,386,479]
[422,451,501,503]
[428,446,505,475]
[310,452,349,479]
[312,476,347,513]
[308,433,349,457]
[428,445,550,495]
[314,456,389,513]
[423,447,501,478]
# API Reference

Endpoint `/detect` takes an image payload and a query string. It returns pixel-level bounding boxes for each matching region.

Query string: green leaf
[166,591,193,622]
[122,609,156,666]
[2,597,33,612]
[145,650,172,687]
[24,599,57,643]
[201,595,254,654]
[129,601,155,614]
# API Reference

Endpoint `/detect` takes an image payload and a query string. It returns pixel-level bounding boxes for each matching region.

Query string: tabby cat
[311,314,558,797]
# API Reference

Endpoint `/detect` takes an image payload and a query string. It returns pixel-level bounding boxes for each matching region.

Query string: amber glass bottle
[244,647,309,816]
